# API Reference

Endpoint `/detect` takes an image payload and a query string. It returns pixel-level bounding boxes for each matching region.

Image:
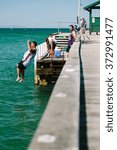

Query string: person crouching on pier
[16,40,37,82]
[45,34,56,58]
[45,38,51,57]
[66,25,77,58]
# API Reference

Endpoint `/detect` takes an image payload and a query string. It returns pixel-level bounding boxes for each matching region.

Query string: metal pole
[77,0,81,24]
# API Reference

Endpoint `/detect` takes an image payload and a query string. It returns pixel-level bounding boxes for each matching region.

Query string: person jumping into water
[16,40,37,82]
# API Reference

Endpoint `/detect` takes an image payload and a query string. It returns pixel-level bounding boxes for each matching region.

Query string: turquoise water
[0,28,68,150]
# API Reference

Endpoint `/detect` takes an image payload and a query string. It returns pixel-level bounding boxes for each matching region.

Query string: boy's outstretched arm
[27,40,31,51]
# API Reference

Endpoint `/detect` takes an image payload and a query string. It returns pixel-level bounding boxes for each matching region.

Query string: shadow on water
[78,41,88,150]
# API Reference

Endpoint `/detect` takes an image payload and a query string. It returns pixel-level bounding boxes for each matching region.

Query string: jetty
[34,33,70,84]
[28,32,100,150]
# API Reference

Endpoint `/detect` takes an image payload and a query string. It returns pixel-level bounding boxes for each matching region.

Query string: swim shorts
[17,60,26,70]
[66,45,71,52]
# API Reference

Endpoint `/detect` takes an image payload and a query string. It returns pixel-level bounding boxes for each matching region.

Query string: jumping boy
[16,40,37,82]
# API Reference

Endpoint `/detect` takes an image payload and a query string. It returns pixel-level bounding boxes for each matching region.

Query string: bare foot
[16,77,21,81]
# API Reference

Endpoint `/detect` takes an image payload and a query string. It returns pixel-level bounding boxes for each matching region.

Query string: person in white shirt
[16,40,37,82]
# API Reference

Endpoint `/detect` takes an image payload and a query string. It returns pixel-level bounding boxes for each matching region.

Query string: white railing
[36,42,48,60]
[34,42,48,84]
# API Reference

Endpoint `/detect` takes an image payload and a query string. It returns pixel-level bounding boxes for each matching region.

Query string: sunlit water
[0,28,68,150]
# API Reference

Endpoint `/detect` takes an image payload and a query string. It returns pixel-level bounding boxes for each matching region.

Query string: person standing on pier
[16,40,37,82]
[80,18,90,42]
[66,25,77,58]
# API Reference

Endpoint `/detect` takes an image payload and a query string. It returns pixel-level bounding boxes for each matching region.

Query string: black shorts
[53,42,56,49]
[66,46,71,52]
[17,60,26,70]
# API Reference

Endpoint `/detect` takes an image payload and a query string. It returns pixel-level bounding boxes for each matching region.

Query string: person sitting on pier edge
[66,25,77,58]
[16,40,37,82]
[54,46,62,58]
[45,34,56,58]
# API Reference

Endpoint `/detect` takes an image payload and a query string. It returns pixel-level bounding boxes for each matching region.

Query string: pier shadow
[78,41,89,150]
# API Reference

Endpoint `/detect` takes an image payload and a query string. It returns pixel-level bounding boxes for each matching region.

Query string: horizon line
[0,27,69,29]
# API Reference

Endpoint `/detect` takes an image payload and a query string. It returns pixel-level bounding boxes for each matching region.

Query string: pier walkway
[79,34,100,150]
[29,33,100,150]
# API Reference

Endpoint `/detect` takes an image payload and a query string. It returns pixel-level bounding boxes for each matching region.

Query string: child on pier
[16,40,37,82]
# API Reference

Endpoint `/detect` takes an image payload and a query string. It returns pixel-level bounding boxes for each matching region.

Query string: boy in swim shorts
[16,40,37,82]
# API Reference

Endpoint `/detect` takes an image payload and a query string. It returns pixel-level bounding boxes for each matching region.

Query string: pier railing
[34,42,48,84]
[36,42,48,60]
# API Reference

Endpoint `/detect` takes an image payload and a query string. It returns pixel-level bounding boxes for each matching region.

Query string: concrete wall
[28,40,80,150]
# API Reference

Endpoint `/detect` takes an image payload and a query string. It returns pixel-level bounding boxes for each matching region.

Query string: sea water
[0,28,68,150]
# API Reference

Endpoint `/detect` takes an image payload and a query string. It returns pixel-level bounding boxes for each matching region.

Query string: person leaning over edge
[66,25,77,58]
[48,34,56,58]
[16,40,37,82]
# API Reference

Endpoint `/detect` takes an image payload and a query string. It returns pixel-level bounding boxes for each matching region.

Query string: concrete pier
[29,33,100,150]
[79,34,100,150]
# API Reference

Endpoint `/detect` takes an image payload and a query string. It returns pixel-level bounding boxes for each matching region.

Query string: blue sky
[0,0,100,28]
